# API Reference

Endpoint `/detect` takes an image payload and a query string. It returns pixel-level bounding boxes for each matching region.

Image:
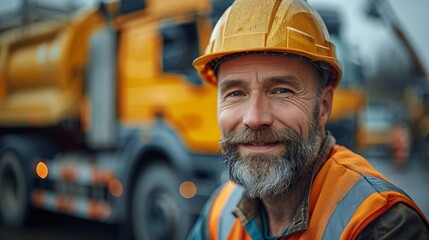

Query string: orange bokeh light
[108,179,123,197]
[36,162,48,179]
[179,181,197,199]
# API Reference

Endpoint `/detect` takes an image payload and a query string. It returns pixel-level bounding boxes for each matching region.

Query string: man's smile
[238,143,285,154]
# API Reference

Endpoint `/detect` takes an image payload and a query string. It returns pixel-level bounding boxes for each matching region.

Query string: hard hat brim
[193,47,342,88]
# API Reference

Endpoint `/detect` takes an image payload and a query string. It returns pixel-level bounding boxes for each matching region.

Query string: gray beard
[219,116,321,199]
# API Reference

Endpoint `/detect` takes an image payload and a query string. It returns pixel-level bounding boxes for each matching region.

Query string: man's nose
[243,92,274,129]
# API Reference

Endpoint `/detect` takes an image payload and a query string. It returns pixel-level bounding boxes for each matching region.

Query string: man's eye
[272,88,291,94]
[227,91,244,97]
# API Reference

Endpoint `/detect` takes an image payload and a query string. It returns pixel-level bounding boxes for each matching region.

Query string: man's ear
[319,86,334,127]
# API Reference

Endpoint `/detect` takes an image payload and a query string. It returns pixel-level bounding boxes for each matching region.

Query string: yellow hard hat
[193,0,342,87]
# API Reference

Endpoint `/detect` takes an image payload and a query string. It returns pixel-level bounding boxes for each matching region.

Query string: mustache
[219,127,302,147]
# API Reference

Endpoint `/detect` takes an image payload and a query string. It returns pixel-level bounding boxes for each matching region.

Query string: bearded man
[188,0,429,239]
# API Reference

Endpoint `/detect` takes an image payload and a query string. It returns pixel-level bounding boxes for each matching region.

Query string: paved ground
[0,210,118,240]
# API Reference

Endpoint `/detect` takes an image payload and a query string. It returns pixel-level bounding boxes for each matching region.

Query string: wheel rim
[0,151,26,223]
[146,190,179,239]
[132,165,189,240]
[2,164,20,211]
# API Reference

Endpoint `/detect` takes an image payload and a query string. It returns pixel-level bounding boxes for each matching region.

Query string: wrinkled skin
[217,54,333,199]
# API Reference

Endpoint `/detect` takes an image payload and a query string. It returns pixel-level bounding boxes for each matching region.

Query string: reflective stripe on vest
[218,185,244,240]
[322,176,409,239]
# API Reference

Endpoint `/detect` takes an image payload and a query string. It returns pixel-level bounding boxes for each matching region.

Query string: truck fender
[0,135,38,181]
[0,134,59,193]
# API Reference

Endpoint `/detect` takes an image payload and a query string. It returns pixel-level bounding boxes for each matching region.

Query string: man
[188,0,429,239]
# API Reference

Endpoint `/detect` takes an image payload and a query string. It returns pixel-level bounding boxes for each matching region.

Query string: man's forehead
[217,54,311,80]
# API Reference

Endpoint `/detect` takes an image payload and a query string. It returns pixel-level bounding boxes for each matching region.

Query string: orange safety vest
[208,145,428,240]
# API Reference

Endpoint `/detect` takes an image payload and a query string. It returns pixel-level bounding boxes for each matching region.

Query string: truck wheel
[131,163,189,240]
[0,150,30,227]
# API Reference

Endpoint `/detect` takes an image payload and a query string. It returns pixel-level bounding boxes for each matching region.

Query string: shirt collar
[232,132,336,237]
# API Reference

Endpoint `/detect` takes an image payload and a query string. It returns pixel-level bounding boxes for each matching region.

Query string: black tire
[131,163,189,240]
[0,149,30,227]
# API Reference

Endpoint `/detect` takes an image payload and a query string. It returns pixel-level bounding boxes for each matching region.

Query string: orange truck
[0,0,232,239]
